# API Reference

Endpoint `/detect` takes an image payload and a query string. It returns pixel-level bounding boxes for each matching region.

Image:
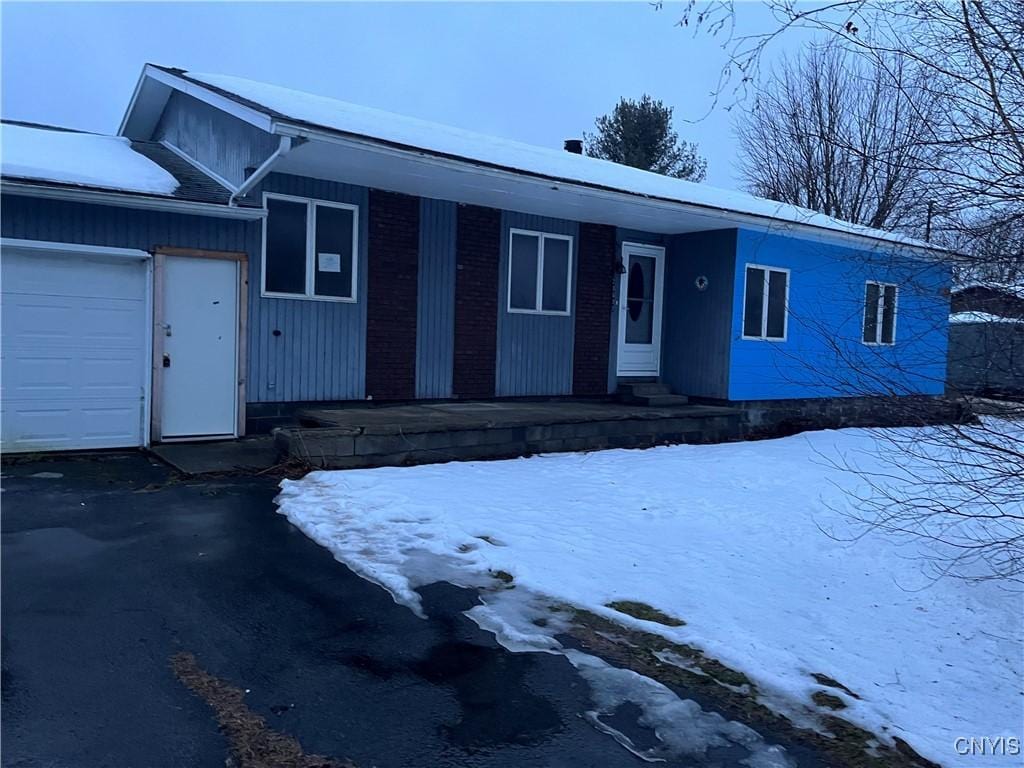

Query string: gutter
[1,180,266,220]
[229,135,292,206]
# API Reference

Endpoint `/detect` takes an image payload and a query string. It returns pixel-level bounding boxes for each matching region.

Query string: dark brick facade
[453,204,501,398]
[366,189,419,401]
[573,223,617,395]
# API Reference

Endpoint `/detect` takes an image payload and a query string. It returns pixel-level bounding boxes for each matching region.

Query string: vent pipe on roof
[564,139,583,155]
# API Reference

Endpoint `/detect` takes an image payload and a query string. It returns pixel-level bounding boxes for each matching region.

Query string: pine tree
[584,95,707,182]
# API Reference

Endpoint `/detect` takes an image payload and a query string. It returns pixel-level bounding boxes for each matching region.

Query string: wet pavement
[1,452,798,768]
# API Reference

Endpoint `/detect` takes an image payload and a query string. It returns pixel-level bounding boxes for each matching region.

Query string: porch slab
[279,400,743,469]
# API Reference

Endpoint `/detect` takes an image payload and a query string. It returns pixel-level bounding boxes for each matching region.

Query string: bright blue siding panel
[248,173,368,403]
[496,211,578,396]
[153,92,279,187]
[662,230,736,399]
[728,228,949,399]
[416,198,456,398]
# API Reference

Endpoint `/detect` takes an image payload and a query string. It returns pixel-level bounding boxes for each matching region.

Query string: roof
[0,120,252,207]
[952,281,1024,300]
[143,64,940,253]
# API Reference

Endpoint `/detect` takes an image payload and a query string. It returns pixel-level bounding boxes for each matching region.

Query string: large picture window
[863,281,898,345]
[262,193,358,301]
[742,264,789,340]
[507,229,573,315]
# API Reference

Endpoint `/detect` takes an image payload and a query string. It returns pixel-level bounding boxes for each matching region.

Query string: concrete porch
[274,399,742,469]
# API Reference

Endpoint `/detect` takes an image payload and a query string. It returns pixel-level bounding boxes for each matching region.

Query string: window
[742,265,789,340]
[507,229,573,314]
[863,281,898,344]
[262,193,358,301]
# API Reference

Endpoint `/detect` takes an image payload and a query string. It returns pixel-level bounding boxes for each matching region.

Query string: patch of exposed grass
[812,690,848,710]
[490,569,514,584]
[811,672,861,699]
[565,609,939,768]
[607,600,685,627]
[171,652,354,768]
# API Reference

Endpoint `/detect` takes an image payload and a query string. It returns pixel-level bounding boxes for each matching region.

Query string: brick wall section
[573,223,617,395]
[453,204,501,398]
[366,189,420,400]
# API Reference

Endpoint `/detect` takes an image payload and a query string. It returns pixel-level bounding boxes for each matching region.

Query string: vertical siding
[152,92,280,187]
[661,230,736,399]
[247,173,368,403]
[416,198,456,398]
[496,211,578,396]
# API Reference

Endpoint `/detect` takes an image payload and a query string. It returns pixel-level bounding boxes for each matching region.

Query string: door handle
[163,353,171,368]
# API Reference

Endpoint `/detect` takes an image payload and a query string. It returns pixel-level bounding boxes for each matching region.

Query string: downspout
[229,135,292,206]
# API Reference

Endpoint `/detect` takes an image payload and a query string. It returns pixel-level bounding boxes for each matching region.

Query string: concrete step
[618,381,672,397]
[632,393,690,407]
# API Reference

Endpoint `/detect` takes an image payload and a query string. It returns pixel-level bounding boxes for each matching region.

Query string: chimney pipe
[564,139,583,155]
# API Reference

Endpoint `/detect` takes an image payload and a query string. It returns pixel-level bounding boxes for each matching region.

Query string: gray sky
[1,2,794,190]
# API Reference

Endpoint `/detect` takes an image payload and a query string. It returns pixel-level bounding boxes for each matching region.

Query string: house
[0,64,953,454]
[948,282,1024,397]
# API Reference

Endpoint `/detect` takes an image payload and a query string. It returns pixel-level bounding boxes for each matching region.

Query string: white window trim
[741,263,790,342]
[261,191,359,302]
[863,280,899,346]
[506,228,574,316]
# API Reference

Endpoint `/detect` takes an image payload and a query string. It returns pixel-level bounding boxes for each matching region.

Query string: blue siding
[728,228,949,399]
[496,211,578,396]
[662,230,736,399]
[153,92,279,187]
[247,173,368,403]
[416,198,456,398]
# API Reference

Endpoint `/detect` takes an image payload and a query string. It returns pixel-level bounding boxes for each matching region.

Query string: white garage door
[1,243,150,452]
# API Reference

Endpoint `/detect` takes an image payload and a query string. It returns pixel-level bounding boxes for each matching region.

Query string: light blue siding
[416,198,456,398]
[152,92,280,188]
[728,228,949,399]
[661,230,736,398]
[247,173,368,403]
[496,211,578,396]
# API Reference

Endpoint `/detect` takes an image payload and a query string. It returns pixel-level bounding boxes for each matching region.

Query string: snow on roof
[185,70,934,251]
[949,311,1024,324]
[1,122,179,196]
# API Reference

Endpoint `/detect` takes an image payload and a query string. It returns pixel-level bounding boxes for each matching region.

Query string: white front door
[159,256,239,439]
[616,242,665,376]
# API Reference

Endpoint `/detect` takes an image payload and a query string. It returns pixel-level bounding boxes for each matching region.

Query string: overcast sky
[1,2,797,190]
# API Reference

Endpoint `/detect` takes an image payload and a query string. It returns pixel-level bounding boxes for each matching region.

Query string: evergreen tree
[584,95,706,182]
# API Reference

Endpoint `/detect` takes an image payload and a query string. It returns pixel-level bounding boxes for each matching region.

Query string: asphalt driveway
[1,452,676,768]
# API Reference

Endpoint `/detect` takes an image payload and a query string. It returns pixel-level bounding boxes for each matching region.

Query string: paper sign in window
[318,252,341,273]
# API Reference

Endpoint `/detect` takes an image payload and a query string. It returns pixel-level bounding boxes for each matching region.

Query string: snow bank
[1,123,179,195]
[277,427,1023,767]
[190,71,929,250]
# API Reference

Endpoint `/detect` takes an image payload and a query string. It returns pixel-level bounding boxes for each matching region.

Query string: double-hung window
[863,281,897,345]
[742,264,789,340]
[262,193,358,301]
[507,229,573,315]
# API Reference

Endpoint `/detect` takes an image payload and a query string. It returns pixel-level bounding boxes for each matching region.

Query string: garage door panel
[1,248,148,452]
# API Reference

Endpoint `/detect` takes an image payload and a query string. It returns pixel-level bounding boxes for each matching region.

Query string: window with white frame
[742,264,789,340]
[507,229,573,315]
[263,193,358,300]
[863,281,897,344]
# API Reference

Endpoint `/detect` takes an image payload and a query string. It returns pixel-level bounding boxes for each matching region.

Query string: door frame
[150,246,248,442]
[616,241,666,377]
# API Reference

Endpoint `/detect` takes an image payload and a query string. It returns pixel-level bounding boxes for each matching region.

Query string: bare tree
[678,0,1024,582]
[736,46,941,234]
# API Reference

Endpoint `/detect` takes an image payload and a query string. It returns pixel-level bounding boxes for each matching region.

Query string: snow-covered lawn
[277,427,1022,767]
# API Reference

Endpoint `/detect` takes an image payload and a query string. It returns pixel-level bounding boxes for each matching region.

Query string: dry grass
[171,652,354,768]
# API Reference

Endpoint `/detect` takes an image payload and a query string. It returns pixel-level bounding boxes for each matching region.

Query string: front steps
[617,380,690,407]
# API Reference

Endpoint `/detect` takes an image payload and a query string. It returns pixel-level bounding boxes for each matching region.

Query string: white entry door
[159,256,239,439]
[616,242,665,376]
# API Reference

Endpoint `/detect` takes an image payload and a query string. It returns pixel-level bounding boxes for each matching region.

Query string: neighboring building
[0,65,952,453]
[948,283,1024,397]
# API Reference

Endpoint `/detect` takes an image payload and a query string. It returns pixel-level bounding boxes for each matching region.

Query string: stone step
[632,393,690,407]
